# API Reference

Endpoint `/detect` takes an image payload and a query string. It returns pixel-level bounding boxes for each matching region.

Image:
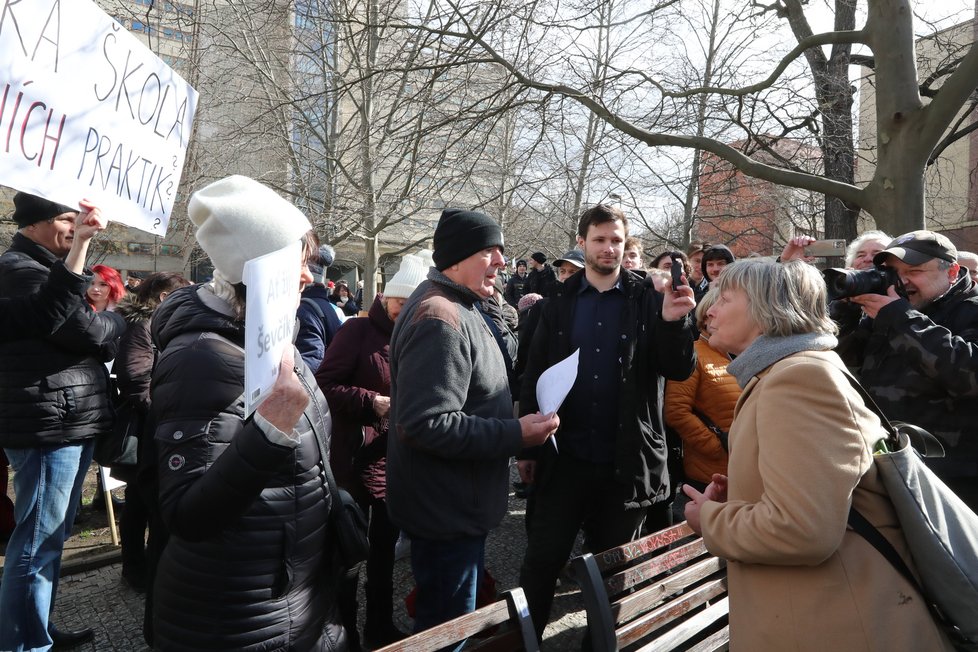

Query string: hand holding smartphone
[670,253,685,291]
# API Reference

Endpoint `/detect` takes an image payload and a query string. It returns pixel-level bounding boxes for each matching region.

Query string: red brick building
[695,138,822,258]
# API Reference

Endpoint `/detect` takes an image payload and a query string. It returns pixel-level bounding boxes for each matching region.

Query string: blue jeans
[0,442,94,652]
[410,534,485,646]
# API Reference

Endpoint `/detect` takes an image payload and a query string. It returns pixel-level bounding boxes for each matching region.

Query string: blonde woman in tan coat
[682,259,952,652]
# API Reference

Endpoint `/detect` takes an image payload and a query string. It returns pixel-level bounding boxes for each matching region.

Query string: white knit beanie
[417,249,435,273]
[188,175,312,284]
[384,253,426,299]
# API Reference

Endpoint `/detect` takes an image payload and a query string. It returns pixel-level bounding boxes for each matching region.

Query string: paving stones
[49,459,589,650]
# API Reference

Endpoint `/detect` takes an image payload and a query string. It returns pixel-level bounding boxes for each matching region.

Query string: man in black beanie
[0,192,126,651]
[387,208,559,634]
[526,250,557,297]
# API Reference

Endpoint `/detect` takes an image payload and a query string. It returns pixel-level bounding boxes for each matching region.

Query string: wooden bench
[375,587,539,652]
[571,522,729,651]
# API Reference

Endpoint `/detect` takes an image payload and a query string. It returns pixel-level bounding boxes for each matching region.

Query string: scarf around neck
[727,332,838,388]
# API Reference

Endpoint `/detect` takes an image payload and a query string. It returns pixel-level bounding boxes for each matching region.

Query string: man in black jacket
[839,230,978,510]
[517,204,696,641]
[504,259,529,307]
[0,193,126,652]
[526,251,557,298]
[388,209,559,635]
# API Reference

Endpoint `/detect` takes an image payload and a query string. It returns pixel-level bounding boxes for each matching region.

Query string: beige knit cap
[188,175,311,284]
[384,253,426,299]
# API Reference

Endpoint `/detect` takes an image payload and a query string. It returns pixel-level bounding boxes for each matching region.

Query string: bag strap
[692,407,728,452]
[301,296,327,322]
[294,362,341,517]
[847,507,918,587]
[840,367,960,640]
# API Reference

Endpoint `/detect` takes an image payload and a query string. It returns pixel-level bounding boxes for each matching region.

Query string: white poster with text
[0,0,198,235]
[242,241,302,417]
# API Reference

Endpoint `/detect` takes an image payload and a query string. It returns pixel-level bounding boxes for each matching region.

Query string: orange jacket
[664,338,739,483]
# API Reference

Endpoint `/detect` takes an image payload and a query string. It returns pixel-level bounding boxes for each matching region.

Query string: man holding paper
[517,203,697,642]
[387,208,559,635]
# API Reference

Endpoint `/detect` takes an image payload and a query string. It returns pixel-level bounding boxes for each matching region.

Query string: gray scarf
[727,333,838,388]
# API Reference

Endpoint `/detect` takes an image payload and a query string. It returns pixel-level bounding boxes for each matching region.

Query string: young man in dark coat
[526,251,558,297]
[387,209,559,634]
[517,203,697,641]
[504,258,530,307]
[0,193,126,651]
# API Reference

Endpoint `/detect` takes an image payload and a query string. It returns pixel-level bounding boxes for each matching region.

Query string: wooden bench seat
[375,587,538,652]
[572,522,729,651]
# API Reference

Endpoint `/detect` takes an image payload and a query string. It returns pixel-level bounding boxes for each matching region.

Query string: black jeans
[519,452,669,642]
[363,496,399,630]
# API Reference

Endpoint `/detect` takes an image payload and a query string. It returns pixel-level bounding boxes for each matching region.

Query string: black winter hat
[531,252,547,265]
[11,192,77,228]
[432,209,504,270]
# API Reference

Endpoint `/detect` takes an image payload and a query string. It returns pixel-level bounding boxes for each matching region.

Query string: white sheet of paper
[242,241,302,417]
[536,348,579,416]
[99,464,126,491]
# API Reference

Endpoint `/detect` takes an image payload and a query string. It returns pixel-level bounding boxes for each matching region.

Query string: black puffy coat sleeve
[0,261,90,341]
[152,336,298,541]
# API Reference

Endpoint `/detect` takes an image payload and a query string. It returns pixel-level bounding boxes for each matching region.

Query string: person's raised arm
[64,199,106,274]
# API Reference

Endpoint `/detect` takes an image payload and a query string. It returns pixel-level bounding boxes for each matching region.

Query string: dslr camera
[822,265,906,302]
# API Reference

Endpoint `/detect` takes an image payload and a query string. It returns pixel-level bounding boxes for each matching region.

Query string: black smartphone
[670,253,685,291]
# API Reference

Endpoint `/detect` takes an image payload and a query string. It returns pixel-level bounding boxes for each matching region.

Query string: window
[160,244,182,256]
[127,242,154,255]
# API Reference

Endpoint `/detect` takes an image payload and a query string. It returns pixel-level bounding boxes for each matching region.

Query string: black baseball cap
[552,249,584,269]
[874,230,957,266]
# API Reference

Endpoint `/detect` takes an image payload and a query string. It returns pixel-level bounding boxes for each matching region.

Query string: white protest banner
[242,241,302,417]
[0,0,198,235]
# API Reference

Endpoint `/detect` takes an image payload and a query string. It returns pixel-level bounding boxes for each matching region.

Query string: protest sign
[242,241,302,417]
[0,0,198,235]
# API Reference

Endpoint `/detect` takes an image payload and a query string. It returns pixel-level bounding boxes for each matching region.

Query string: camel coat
[700,350,952,651]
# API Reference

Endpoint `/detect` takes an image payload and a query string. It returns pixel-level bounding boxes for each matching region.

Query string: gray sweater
[387,269,523,540]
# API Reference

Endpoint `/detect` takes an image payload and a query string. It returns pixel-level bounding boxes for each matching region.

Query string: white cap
[384,253,426,299]
[188,175,311,284]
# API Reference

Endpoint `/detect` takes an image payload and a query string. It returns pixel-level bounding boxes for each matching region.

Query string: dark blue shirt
[559,274,624,463]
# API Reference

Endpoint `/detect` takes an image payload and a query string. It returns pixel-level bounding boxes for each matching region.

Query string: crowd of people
[0,179,975,651]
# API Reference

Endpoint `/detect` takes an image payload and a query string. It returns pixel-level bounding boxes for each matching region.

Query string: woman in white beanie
[314,252,425,647]
[147,175,348,651]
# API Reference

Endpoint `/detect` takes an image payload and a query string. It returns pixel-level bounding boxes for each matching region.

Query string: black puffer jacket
[150,285,347,651]
[0,233,125,448]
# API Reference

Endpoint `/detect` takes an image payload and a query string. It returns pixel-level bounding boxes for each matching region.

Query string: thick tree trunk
[861,0,928,234]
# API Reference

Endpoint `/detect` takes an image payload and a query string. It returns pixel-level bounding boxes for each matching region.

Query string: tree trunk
[364,233,379,309]
[861,0,928,234]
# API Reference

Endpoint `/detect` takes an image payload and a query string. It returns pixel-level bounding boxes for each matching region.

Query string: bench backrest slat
[375,588,538,652]
[573,521,729,652]
[592,522,696,572]
[615,560,726,627]
[604,537,710,596]
[631,597,729,652]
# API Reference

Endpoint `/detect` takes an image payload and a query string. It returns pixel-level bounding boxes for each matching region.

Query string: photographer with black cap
[837,230,978,510]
